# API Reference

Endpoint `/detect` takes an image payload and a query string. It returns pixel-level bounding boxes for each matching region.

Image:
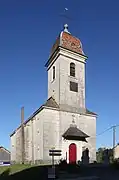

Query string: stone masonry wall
[59,52,85,110]
[10,107,96,164]
[48,56,60,104]
[60,111,96,163]
[48,49,86,113]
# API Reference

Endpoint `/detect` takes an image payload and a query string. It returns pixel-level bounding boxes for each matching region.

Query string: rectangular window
[70,81,78,92]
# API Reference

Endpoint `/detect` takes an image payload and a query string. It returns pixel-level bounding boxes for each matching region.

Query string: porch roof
[62,126,89,142]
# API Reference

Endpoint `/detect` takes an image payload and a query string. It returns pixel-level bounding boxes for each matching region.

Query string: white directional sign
[49,149,62,156]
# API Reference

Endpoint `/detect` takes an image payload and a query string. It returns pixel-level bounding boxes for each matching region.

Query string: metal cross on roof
[64,24,70,34]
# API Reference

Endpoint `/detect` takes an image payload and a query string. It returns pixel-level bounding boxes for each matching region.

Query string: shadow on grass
[0,168,10,178]
[1,163,118,180]
[0,164,80,180]
[0,166,50,180]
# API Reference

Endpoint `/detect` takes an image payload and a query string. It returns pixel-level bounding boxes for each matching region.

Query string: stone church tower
[47,24,86,112]
[10,24,97,164]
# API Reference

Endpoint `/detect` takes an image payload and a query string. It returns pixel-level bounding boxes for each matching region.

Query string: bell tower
[45,24,87,113]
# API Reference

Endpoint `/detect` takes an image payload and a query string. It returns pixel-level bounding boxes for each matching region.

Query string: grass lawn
[0,164,50,179]
[0,164,36,175]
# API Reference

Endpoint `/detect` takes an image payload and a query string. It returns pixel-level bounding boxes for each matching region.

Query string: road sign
[49,149,61,153]
[49,153,61,156]
[48,149,61,179]
[49,149,62,156]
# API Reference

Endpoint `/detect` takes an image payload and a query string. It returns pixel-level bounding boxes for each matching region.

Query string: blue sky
[0,0,119,150]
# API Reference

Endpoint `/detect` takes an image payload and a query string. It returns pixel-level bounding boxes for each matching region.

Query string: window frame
[70,81,78,92]
[53,66,55,80]
[70,62,75,77]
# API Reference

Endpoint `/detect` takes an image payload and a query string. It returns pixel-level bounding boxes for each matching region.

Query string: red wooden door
[69,143,77,164]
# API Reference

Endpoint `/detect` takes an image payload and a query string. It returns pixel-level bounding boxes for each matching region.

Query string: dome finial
[64,24,71,34]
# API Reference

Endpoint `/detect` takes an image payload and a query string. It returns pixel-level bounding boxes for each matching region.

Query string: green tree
[96,147,113,163]
[96,148,106,163]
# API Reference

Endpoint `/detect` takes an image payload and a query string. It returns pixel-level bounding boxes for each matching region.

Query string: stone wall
[10,108,60,164]
[60,111,96,163]
[48,48,86,112]
[114,145,119,159]
[11,133,16,162]
[42,108,60,162]
[59,50,86,110]
[48,56,60,104]
[0,148,10,162]
[10,107,96,164]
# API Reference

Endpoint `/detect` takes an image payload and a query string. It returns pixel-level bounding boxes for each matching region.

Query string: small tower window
[70,81,78,92]
[70,63,75,77]
[53,66,55,80]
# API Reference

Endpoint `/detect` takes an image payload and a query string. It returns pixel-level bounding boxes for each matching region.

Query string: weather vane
[60,8,72,24]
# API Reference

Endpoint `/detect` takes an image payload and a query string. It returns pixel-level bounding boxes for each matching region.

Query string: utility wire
[91,125,119,139]
[97,126,113,137]
[96,124,119,137]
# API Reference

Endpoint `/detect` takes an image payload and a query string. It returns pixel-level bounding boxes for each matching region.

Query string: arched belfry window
[53,66,55,80]
[70,63,75,77]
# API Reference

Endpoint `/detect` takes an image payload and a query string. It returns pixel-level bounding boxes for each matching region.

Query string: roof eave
[63,136,88,142]
[10,105,44,137]
[45,45,88,68]
[10,97,59,137]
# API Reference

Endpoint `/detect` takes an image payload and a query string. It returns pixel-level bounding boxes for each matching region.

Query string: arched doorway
[69,143,77,164]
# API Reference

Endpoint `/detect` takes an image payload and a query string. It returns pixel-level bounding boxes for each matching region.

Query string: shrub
[59,159,67,170]
[111,158,119,169]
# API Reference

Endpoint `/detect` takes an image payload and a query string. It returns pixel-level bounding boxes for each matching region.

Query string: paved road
[59,176,100,180]
[57,166,119,180]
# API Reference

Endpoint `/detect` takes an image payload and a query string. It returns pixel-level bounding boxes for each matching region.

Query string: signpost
[48,149,62,179]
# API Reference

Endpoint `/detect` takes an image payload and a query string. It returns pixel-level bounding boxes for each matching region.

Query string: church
[10,24,97,164]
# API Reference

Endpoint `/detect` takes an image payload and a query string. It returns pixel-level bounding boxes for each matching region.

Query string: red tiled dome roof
[61,31,84,55]
[51,24,85,56]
